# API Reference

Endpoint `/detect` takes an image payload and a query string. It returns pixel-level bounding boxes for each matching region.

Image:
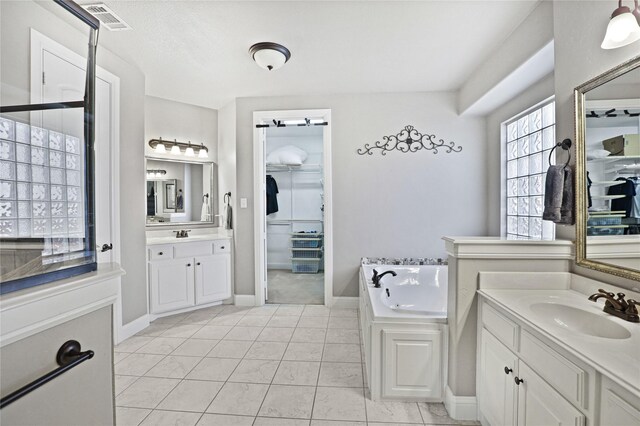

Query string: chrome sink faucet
[588,288,639,323]
[371,269,397,288]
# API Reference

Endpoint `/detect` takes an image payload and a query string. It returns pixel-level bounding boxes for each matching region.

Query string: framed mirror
[575,55,640,281]
[145,157,218,226]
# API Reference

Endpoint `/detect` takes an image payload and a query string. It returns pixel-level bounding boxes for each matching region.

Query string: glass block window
[0,116,86,263]
[504,100,556,240]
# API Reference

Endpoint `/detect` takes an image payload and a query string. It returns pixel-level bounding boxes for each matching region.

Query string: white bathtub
[359,260,448,402]
[361,264,447,318]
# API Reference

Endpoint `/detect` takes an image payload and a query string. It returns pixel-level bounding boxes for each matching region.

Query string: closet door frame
[253,109,333,307]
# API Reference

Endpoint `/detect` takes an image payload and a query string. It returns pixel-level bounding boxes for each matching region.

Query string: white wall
[217,101,237,223]
[231,92,487,298]
[145,95,218,162]
[553,0,640,290]
[0,1,148,325]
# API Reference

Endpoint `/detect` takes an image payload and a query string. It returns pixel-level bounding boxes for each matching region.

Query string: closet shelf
[267,219,323,224]
[591,194,627,200]
[266,164,323,173]
[588,155,640,163]
[590,180,627,186]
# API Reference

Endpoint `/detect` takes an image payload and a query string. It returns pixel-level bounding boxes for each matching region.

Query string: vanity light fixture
[249,42,291,71]
[601,0,640,49]
[148,138,209,158]
[146,169,167,179]
[184,142,195,157]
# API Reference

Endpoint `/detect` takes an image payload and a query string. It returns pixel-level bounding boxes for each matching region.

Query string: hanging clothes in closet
[608,177,637,217]
[266,174,279,215]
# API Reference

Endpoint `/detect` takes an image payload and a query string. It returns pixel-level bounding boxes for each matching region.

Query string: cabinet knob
[514,376,524,385]
[187,263,191,267]
[158,252,163,255]
[504,367,513,375]
[197,262,201,266]
[220,246,225,249]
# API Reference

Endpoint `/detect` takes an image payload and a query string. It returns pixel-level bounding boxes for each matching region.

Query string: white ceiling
[77,1,540,110]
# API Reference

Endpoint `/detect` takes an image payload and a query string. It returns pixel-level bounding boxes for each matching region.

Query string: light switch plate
[240,198,248,208]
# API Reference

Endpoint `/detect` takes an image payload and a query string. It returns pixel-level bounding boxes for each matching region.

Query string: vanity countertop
[478,287,640,398]
[146,233,231,246]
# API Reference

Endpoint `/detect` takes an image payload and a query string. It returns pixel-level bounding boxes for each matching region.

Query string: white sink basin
[530,303,631,340]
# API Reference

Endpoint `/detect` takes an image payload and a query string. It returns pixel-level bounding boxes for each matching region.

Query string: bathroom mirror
[575,55,640,281]
[145,157,218,226]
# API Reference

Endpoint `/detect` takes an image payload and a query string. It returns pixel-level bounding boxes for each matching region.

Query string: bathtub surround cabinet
[476,272,640,426]
[359,262,447,401]
[147,234,231,316]
[0,265,123,425]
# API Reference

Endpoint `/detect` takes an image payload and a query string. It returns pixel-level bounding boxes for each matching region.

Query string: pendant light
[602,0,640,49]
[185,142,195,157]
[249,42,291,71]
[170,140,180,155]
[198,143,209,158]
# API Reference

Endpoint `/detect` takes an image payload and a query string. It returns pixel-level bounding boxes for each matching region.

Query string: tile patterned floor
[115,304,477,426]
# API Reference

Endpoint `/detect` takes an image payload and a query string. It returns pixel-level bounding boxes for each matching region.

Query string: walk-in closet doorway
[253,109,332,306]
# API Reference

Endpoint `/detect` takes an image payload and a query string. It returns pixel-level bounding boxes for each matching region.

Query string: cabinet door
[479,329,518,426]
[381,329,442,399]
[516,362,585,426]
[194,255,231,305]
[600,377,640,426]
[149,259,195,314]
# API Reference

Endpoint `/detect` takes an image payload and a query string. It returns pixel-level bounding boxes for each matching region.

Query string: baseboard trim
[444,385,477,421]
[117,314,149,344]
[331,296,358,308]
[234,295,256,307]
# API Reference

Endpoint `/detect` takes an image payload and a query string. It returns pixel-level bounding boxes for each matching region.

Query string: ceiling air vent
[81,3,131,31]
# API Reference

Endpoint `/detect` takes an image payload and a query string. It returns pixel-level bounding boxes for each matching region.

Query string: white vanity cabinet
[478,301,587,426]
[599,376,640,426]
[148,238,231,315]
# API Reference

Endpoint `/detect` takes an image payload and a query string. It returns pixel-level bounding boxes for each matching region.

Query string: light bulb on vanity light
[198,144,208,158]
[185,142,195,157]
[170,140,180,155]
[154,140,167,154]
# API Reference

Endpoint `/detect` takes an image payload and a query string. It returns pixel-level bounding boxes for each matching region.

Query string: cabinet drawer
[520,330,587,409]
[149,245,174,260]
[482,303,519,351]
[174,242,213,258]
[213,240,230,254]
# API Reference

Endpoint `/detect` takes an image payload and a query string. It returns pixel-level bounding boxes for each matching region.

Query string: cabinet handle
[197,262,201,265]
[504,367,513,375]
[158,252,163,255]
[187,263,191,267]
[514,376,524,385]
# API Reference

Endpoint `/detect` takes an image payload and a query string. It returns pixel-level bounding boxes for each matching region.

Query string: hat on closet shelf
[266,145,308,165]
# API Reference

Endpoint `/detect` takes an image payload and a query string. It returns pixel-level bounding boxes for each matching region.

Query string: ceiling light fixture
[602,0,640,49]
[249,42,291,71]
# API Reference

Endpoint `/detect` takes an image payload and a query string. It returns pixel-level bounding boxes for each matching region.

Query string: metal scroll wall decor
[357,125,462,156]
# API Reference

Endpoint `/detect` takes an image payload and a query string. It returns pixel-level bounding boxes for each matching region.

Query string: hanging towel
[200,201,210,221]
[543,165,574,225]
[558,167,574,225]
[225,203,233,230]
[543,165,565,222]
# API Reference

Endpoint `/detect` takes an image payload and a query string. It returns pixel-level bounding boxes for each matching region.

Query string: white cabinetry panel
[382,329,442,399]
[517,362,585,426]
[195,255,231,304]
[479,329,518,426]
[149,259,194,313]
